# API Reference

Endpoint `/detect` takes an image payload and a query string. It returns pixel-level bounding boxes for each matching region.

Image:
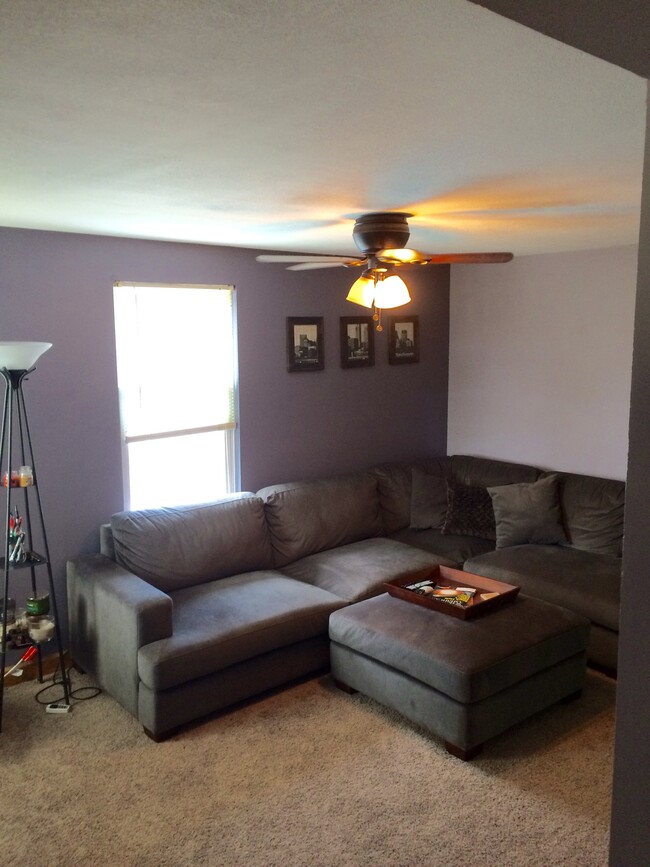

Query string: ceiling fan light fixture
[373,274,411,309]
[346,273,376,308]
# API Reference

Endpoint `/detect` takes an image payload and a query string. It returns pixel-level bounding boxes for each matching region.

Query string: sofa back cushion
[450,455,540,487]
[410,468,449,530]
[111,494,273,592]
[370,459,450,533]
[258,472,383,567]
[553,472,625,556]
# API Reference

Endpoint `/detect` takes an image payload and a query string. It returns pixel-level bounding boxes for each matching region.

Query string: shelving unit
[0,344,70,732]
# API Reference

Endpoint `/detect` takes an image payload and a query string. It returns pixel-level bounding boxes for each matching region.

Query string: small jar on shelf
[18,466,34,487]
[27,614,55,643]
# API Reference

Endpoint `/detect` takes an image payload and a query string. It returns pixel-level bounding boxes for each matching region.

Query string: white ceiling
[0,0,646,258]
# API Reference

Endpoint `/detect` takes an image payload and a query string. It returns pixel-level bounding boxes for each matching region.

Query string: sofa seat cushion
[111,494,273,592]
[389,527,494,564]
[258,472,383,567]
[280,537,455,603]
[137,572,345,691]
[465,545,621,632]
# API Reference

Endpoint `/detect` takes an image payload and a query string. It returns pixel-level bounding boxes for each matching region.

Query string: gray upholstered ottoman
[329,593,590,759]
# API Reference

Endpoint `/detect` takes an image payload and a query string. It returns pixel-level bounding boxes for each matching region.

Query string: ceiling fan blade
[422,252,514,265]
[256,253,359,264]
[287,260,356,271]
[376,247,430,265]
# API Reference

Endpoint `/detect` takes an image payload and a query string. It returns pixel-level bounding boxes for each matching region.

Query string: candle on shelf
[18,466,34,486]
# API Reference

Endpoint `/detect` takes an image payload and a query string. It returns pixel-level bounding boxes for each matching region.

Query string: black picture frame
[388,315,420,364]
[340,316,375,368]
[287,317,324,372]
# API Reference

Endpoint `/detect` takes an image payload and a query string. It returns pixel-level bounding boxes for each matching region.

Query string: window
[113,282,238,510]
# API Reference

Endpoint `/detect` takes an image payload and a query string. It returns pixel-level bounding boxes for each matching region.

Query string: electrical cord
[33,662,101,706]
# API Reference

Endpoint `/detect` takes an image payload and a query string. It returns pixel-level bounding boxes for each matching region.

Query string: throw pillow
[487,474,567,549]
[441,480,496,540]
[409,469,448,529]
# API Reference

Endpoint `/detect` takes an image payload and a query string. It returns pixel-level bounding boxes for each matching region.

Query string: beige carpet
[1,668,615,866]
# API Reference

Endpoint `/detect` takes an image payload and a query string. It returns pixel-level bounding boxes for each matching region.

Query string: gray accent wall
[0,227,450,640]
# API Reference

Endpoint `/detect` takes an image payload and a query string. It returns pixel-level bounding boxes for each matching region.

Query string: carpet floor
[0,667,615,866]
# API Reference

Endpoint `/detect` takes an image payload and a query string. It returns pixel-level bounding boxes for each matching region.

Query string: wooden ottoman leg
[143,726,179,742]
[445,741,483,761]
[333,679,358,695]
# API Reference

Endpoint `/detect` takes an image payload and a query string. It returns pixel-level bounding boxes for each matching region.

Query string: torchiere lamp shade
[0,342,52,371]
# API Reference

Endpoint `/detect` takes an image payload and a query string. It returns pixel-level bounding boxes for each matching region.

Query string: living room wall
[447,245,638,480]
[0,226,450,641]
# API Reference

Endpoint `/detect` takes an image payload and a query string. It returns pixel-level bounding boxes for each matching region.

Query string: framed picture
[340,316,375,368]
[388,315,420,364]
[287,317,324,372]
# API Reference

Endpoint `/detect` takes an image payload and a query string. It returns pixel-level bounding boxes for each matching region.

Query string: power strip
[45,702,72,714]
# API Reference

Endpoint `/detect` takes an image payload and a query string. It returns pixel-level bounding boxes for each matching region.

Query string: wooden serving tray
[385,565,520,620]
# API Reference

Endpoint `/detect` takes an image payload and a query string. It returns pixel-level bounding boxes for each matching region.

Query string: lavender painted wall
[0,226,450,638]
[448,246,637,480]
[238,255,450,489]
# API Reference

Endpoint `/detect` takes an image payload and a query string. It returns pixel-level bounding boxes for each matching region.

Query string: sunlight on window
[126,430,232,510]
[113,283,238,510]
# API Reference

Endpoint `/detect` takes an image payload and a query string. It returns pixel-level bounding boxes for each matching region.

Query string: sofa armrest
[67,554,173,717]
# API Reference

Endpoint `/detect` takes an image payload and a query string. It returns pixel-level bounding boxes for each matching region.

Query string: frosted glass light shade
[373,275,411,309]
[0,341,52,370]
[346,275,376,308]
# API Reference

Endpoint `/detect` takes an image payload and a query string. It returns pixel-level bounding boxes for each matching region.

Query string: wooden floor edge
[3,649,70,687]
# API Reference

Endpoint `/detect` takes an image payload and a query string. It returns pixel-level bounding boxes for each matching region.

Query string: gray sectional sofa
[67,455,624,740]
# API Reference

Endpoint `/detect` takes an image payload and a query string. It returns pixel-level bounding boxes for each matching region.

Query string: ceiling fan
[258,211,513,271]
[257,212,513,329]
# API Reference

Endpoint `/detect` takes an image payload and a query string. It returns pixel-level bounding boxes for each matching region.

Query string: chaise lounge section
[373,457,623,672]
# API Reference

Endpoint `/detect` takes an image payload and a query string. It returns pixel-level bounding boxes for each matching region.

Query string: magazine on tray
[402,578,479,607]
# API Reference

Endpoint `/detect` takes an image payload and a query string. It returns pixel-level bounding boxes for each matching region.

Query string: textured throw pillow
[441,481,496,540]
[409,469,448,529]
[487,474,567,549]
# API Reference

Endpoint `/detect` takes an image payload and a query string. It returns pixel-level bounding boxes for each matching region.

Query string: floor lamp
[0,341,70,732]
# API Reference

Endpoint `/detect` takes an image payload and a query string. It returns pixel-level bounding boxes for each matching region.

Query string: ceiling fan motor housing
[352,212,412,254]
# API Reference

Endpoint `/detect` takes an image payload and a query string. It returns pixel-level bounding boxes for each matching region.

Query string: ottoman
[329,593,590,759]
